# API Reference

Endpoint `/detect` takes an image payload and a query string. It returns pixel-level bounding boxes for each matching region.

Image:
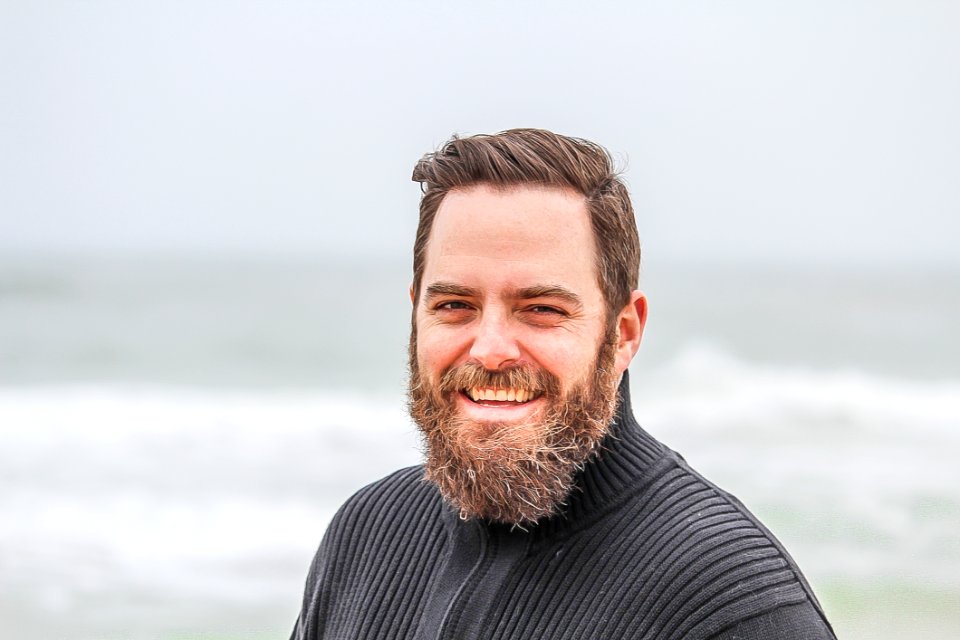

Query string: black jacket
[292,375,835,639]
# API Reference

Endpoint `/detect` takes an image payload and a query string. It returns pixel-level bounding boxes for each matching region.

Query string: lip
[455,390,545,422]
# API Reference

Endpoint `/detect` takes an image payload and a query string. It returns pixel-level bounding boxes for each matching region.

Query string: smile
[465,387,540,404]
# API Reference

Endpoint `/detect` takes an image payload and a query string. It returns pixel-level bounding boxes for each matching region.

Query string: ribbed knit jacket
[292,375,836,639]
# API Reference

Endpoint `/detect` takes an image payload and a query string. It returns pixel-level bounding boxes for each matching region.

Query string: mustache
[437,362,561,397]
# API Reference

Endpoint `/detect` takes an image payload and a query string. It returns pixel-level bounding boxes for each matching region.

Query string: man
[291,129,836,639]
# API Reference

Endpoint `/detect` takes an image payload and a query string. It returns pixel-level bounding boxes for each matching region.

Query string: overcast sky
[1,1,957,268]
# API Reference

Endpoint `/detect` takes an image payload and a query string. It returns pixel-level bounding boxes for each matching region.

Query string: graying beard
[409,343,618,527]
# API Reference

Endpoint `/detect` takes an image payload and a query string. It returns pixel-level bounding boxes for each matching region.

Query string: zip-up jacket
[291,374,836,639]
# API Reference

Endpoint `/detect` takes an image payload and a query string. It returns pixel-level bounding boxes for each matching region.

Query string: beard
[408,330,620,527]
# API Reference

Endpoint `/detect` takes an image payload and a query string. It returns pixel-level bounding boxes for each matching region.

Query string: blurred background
[1,1,958,638]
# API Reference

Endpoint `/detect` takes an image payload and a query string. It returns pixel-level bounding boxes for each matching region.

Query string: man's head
[407,129,647,527]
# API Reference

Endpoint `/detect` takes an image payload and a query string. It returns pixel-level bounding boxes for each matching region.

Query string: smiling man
[291,129,836,639]
[409,183,641,527]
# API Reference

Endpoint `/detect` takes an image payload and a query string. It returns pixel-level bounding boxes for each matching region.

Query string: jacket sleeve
[705,600,837,640]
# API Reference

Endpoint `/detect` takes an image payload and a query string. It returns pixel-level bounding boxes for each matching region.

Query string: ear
[409,283,416,306]
[613,290,648,375]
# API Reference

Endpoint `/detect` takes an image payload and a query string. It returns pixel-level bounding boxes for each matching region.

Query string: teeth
[467,387,536,403]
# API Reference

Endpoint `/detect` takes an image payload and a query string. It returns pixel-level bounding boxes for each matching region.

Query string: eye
[436,300,472,311]
[430,300,477,323]
[527,305,565,315]
[520,304,569,326]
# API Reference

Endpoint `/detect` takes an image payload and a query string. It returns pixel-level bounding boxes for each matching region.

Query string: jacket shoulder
[628,452,835,639]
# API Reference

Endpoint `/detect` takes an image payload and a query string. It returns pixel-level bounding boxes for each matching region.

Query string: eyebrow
[513,285,583,309]
[423,282,481,301]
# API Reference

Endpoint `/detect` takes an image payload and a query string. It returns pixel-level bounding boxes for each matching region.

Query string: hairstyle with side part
[410,128,640,324]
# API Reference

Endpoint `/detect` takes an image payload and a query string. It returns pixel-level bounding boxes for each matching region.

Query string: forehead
[422,184,599,292]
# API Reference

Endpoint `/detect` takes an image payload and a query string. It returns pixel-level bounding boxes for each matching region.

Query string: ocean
[1,255,958,639]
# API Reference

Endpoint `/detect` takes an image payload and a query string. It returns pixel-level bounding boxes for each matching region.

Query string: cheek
[416,327,466,374]
[532,334,585,366]
[535,339,601,388]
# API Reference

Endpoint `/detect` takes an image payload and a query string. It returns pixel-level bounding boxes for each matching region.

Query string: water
[1,255,958,639]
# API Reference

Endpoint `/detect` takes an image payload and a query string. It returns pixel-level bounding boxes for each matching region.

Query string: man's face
[408,184,628,525]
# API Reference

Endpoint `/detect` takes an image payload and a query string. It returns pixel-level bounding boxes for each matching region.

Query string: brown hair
[410,128,640,322]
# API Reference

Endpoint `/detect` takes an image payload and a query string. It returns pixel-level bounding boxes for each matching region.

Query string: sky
[1,0,958,268]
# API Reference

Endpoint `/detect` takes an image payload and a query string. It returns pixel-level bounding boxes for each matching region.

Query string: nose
[468,310,521,370]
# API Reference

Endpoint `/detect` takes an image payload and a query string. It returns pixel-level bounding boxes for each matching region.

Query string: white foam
[634,342,960,439]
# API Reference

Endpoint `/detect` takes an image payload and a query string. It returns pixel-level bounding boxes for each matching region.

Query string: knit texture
[292,375,836,639]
